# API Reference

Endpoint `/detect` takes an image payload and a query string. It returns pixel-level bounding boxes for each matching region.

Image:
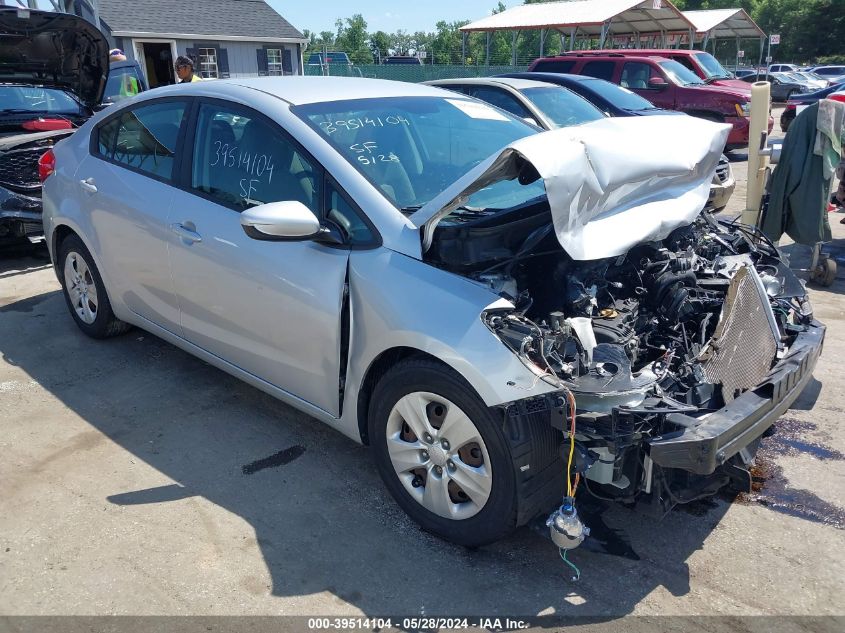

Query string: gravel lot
[2,106,844,621]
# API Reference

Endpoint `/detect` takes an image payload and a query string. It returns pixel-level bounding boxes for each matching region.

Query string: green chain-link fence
[303,63,531,82]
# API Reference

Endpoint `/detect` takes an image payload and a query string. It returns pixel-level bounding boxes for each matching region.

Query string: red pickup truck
[528,53,773,150]
[581,49,753,91]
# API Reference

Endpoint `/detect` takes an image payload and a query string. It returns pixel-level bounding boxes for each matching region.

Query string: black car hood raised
[0,7,108,107]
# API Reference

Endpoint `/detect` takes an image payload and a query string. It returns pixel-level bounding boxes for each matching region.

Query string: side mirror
[648,77,669,90]
[240,201,321,241]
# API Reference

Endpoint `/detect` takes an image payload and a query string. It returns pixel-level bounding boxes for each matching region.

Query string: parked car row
[427,75,734,212]
[528,50,768,151]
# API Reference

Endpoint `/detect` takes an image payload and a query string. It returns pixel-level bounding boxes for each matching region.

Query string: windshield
[659,60,705,86]
[581,78,657,110]
[0,85,80,114]
[520,86,604,128]
[104,66,143,102]
[294,96,541,211]
[695,52,731,79]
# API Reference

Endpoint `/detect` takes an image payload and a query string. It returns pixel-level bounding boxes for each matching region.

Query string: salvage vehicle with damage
[41,77,825,548]
[0,7,108,245]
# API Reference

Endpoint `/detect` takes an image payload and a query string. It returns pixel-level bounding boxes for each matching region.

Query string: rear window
[532,60,576,73]
[581,61,615,81]
[580,78,657,111]
[520,86,604,128]
[0,86,80,114]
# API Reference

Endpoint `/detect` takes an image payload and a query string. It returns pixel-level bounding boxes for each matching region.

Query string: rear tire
[369,359,518,547]
[58,235,130,339]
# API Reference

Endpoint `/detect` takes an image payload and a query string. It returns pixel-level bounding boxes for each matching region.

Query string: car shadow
[0,242,50,278]
[1,288,743,620]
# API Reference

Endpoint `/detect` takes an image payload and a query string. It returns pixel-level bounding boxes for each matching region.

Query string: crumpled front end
[411,115,731,260]
[411,110,824,518]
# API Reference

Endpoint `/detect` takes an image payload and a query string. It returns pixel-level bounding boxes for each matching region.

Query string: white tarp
[411,115,731,261]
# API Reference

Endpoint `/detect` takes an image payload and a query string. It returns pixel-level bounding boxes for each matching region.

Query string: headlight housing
[735,102,752,117]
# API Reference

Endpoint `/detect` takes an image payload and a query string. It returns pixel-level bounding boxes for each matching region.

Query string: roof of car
[536,54,670,63]
[150,76,460,106]
[427,77,558,90]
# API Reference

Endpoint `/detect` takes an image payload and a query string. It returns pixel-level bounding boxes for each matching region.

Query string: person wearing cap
[175,56,202,83]
[109,48,127,63]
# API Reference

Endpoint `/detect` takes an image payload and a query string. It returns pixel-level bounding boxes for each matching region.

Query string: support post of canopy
[486,31,491,68]
[735,36,740,71]
[569,27,576,51]
[461,32,467,65]
[539,28,545,58]
[599,20,611,49]
[511,29,519,66]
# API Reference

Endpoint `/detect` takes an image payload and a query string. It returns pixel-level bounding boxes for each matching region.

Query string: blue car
[781,81,845,131]
[497,71,682,117]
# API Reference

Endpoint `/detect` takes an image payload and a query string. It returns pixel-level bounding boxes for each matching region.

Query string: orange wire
[565,390,577,497]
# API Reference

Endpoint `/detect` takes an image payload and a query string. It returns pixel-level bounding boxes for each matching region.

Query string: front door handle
[169,222,202,243]
[79,178,97,193]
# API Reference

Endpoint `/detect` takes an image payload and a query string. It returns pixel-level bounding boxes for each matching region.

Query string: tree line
[301,0,844,66]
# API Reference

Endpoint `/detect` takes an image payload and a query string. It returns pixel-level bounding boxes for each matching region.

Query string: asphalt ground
[1,106,844,622]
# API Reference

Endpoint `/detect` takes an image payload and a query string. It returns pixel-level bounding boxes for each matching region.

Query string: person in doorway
[175,56,202,83]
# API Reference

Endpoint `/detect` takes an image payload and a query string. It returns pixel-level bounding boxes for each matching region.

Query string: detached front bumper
[647,321,825,475]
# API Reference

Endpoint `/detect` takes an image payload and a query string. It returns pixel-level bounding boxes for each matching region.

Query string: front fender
[345,248,558,410]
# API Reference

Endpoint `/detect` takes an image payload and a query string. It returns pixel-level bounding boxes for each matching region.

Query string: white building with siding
[98,0,307,87]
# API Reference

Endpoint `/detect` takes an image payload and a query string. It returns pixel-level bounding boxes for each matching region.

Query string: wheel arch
[356,346,453,445]
[50,222,119,312]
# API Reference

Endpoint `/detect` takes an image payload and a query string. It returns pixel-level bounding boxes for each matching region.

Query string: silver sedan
[42,77,824,547]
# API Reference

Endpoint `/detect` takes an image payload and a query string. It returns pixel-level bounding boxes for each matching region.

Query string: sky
[267,1,523,36]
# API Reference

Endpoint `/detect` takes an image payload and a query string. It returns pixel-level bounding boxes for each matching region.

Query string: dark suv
[528,53,772,150]
[0,7,108,245]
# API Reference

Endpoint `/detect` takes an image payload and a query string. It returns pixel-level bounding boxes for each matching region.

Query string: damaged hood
[0,7,109,107]
[410,115,731,260]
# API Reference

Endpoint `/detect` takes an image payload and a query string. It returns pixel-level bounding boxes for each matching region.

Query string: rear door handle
[79,178,97,193]
[169,222,202,243]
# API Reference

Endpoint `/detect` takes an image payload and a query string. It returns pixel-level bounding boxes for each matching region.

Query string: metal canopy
[460,0,695,36]
[683,9,765,39]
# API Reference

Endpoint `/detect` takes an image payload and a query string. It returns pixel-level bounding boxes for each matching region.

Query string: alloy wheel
[63,251,99,325]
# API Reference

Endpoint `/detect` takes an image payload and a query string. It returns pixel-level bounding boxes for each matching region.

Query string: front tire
[58,235,130,339]
[369,359,517,547]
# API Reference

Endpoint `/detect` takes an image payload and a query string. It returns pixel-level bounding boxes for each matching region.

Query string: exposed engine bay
[426,200,816,515]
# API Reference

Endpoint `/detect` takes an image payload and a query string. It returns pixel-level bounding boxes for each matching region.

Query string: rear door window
[532,60,575,73]
[581,61,615,81]
[96,100,187,181]
[190,102,321,213]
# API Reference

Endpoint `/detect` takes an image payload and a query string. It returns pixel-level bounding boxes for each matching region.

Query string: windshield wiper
[399,204,422,215]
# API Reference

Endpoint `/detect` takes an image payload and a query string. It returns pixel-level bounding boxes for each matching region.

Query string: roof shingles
[98,0,305,40]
